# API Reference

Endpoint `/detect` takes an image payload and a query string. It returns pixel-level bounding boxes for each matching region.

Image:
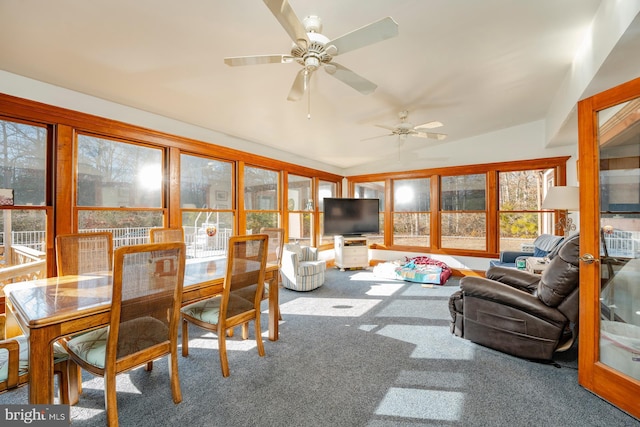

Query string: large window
[244,165,279,234]
[440,174,486,251]
[181,154,234,258]
[0,119,48,284]
[393,178,430,247]
[76,134,163,247]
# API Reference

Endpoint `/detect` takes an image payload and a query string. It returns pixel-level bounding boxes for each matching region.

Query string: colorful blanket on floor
[372,256,452,285]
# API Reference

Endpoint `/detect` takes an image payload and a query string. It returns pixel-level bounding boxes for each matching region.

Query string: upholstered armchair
[489,233,564,269]
[449,233,580,361]
[280,243,326,291]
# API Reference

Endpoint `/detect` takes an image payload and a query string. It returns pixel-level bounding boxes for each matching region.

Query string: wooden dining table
[3,257,280,405]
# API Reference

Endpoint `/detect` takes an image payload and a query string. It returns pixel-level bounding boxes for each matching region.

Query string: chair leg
[181,319,189,357]
[54,361,70,405]
[242,322,249,340]
[218,330,230,377]
[255,318,265,357]
[168,351,182,404]
[57,359,81,405]
[104,374,119,427]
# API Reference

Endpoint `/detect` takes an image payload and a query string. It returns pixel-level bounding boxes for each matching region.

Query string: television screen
[323,198,380,236]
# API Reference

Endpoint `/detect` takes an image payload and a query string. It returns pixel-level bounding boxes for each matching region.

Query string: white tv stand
[334,235,368,270]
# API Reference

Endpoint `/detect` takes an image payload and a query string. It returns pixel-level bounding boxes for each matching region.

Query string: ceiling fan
[365,110,447,142]
[224,0,399,102]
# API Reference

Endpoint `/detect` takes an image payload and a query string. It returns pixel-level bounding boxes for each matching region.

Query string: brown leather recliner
[449,233,580,361]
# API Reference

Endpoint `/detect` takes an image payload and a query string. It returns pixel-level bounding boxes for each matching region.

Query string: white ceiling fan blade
[411,129,448,140]
[263,0,309,50]
[415,120,444,129]
[374,124,396,131]
[224,54,294,67]
[325,62,377,95]
[328,17,399,56]
[361,133,393,141]
[287,69,307,101]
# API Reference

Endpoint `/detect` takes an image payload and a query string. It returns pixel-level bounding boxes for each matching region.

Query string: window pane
[0,210,47,284]
[288,174,312,211]
[183,211,234,259]
[244,166,278,211]
[77,135,162,208]
[394,178,429,212]
[441,212,486,250]
[354,182,384,244]
[288,212,312,246]
[441,174,486,210]
[354,182,384,207]
[78,210,163,248]
[393,212,430,246]
[180,155,233,210]
[246,212,278,234]
[499,170,549,210]
[0,120,47,206]
[319,180,337,245]
[499,212,552,251]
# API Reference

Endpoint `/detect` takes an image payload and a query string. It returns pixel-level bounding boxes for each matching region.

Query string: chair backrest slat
[55,232,113,276]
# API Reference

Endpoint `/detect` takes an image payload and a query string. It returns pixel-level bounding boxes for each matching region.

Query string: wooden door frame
[577,76,640,419]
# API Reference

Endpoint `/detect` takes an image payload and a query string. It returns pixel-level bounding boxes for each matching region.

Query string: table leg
[28,328,55,404]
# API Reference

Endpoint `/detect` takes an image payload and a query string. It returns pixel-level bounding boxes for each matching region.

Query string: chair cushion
[0,335,68,383]
[298,260,326,276]
[181,295,254,324]
[66,317,169,368]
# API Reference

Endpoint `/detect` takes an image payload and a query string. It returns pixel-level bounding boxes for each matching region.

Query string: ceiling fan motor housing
[291,18,333,71]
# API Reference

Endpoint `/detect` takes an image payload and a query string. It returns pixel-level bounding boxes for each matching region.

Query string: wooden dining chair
[55,231,114,276]
[149,227,185,243]
[55,231,114,397]
[0,314,73,403]
[64,242,186,427]
[240,227,284,339]
[181,234,268,377]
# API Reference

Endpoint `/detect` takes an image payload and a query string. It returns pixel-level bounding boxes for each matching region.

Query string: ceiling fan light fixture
[304,56,320,71]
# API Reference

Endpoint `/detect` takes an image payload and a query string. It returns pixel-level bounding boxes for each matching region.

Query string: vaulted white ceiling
[1,1,639,175]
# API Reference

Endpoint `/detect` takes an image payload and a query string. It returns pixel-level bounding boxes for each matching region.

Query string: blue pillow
[533,247,549,257]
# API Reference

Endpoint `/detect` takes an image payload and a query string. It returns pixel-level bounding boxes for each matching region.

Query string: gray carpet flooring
[2,268,639,426]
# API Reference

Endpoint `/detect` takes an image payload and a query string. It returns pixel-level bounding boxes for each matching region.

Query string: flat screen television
[323,198,380,236]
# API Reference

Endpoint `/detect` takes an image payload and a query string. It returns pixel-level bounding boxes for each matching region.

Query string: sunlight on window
[395,186,414,204]
[138,164,162,191]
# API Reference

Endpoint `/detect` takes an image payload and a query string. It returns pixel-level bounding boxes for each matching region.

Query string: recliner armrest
[485,266,541,293]
[460,277,567,323]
